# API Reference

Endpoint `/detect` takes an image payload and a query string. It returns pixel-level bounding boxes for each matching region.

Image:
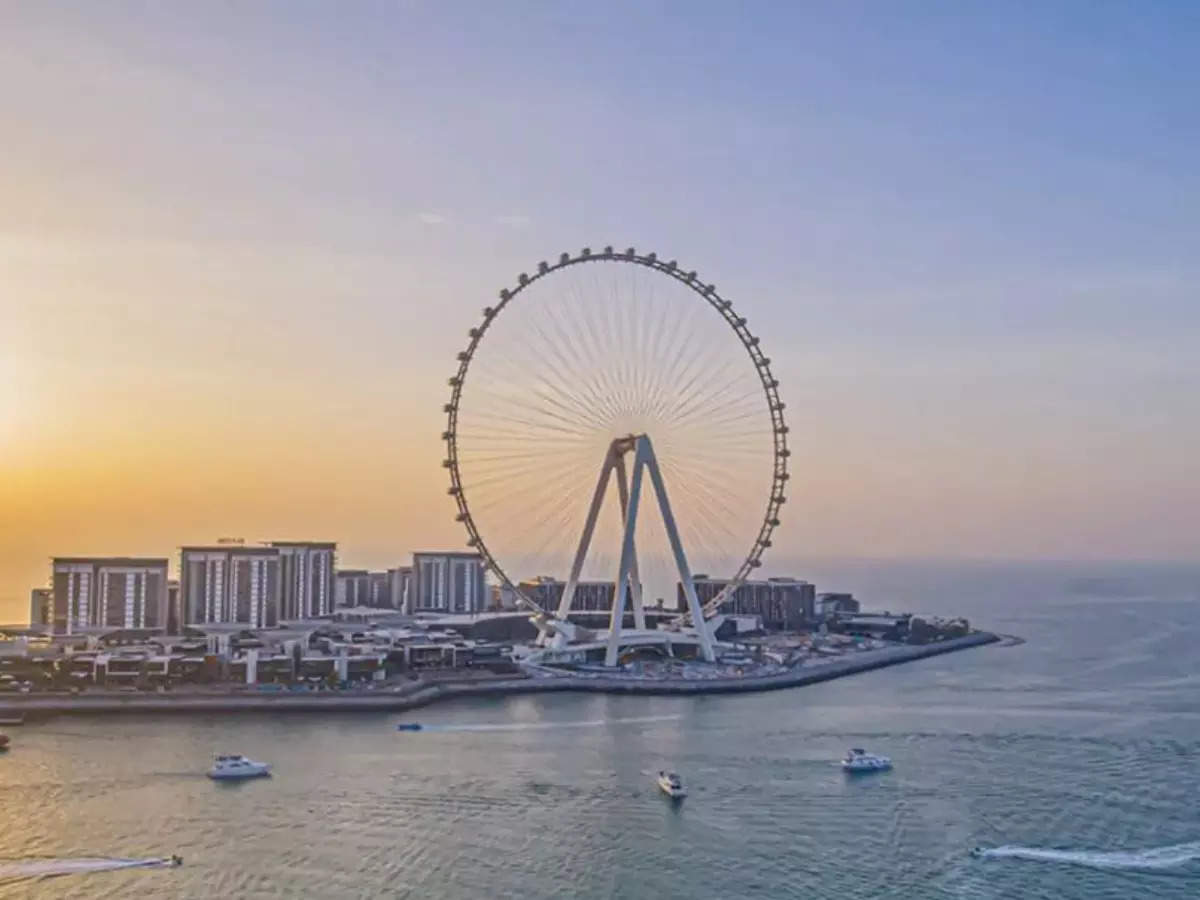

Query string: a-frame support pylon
[553,434,716,666]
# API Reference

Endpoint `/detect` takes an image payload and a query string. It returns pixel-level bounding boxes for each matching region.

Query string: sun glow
[0,354,26,446]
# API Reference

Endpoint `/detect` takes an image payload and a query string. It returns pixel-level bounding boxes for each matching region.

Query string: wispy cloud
[494,214,530,228]
[416,212,448,225]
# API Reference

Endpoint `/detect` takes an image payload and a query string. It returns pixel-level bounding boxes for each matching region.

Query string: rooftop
[180,546,281,556]
[52,557,169,567]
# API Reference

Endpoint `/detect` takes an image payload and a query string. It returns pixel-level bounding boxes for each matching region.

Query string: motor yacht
[207,754,271,780]
[657,770,686,798]
[841,748,892,773]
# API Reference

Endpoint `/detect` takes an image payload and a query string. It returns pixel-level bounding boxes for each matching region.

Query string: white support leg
[553,446,617,628]
[537,433,713,667]
[605,439,648,667]
[613,453,647,631]
[641,436,717,663]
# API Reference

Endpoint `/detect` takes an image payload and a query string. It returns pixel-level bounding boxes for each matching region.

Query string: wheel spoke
[445,252,788,615]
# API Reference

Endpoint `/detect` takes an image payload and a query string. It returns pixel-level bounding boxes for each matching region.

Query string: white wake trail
[0,857,173,879]
[418,714,682,733]
[980,841,1200,872]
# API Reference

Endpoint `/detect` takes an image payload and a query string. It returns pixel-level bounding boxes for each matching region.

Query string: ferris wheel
[443,247,789,633]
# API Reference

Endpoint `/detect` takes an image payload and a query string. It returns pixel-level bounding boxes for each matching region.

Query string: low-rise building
[907,615,969,644]
[835,613,910,641]
[816,592,860,620]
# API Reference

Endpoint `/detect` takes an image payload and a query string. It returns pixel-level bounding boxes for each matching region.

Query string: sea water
[0,560,1197,899]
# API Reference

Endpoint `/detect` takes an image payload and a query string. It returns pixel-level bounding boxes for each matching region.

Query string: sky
[2,1,1198,621]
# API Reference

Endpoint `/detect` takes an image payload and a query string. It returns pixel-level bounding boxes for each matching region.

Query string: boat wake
[0,857,174,880]
[418,714,683,733]
[979,841,1200,872]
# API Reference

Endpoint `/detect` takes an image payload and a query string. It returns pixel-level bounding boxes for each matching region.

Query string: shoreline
[0,632,999,717]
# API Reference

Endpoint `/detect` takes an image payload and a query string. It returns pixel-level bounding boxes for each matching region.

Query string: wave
[414,714,682,733]
[0,857,174,880]
[979,841,1200,872]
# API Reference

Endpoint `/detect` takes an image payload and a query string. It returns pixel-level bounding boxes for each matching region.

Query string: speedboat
[969,847,984,859]
[841,748,892,773]
[207,754,271,780]
[657,770,686,799]
[395,722,423,732]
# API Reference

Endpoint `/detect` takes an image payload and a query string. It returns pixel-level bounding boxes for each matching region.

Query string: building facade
[367,571,392,608]
[412,552,486,614]
[272,542,336,620]
[166,579,181,634]
[29,588,52,627]
[389,566,413,613]
[335,570,371,608]
[816,592,859,619]
[51,557,169,634]
[683,576,816,631]
[518,576,617,613]
[180,546,280,628]
[494,583,520,610]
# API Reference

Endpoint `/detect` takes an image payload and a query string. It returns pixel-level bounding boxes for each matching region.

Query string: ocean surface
[1,559,1198,899]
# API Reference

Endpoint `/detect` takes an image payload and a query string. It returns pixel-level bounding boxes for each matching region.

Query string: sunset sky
[2,3,1198,621]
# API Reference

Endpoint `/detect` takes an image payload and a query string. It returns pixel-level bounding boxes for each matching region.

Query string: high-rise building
[682,576,815,631]
[389,566,413,613]
[367,571,392,608]
[166,579,182,633]
[51,557,169,634]
[29,588,52,627]
[180,546,280,628]
[518,576,616,613]
[765,577,816,626]
[412,552,486,614]
[335,570,371,608]
[272,542,336,620]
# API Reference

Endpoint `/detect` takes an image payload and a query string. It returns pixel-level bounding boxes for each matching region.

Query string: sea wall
[0,632,998,717]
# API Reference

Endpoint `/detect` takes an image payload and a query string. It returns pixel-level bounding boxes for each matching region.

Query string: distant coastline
[0,632,998,717]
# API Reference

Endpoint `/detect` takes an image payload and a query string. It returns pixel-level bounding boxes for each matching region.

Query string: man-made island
[0,604,1000,717]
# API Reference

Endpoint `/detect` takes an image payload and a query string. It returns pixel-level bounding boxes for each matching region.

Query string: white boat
[207,754,271,780]
[841,748,892,773]
[657,770,686,798]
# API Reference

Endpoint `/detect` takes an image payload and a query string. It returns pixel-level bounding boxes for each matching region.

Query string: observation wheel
[443,247,789,621]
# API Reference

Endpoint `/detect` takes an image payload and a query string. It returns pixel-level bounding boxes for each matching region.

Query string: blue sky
[1,2,1197,613]
[8,2,1196,327]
